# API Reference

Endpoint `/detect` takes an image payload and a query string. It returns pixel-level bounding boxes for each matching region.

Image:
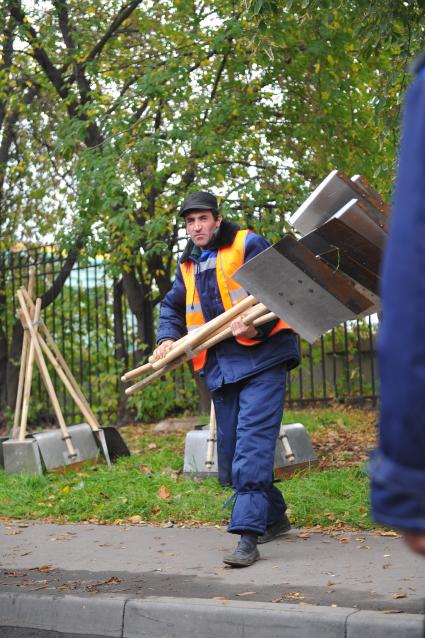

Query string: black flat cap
[180,191,218,217]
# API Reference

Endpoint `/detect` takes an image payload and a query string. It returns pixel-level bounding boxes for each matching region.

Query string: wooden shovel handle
[18,298,41,441]
[205,401,217,469]
[12,271,36,439]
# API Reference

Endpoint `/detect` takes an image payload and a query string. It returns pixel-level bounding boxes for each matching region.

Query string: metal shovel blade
[99,427,131,463]
[233,236,374,343]
[290,170,388,236]
[274,423,317,476]
[33,423,99,471]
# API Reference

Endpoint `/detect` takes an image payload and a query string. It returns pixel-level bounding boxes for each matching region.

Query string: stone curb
[0,592,424,638]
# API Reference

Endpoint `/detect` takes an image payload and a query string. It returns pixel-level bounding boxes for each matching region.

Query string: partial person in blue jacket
[152,191,299,566]
[370,52,425,555]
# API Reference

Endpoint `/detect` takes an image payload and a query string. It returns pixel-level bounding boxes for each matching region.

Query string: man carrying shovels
[152,191,299,566]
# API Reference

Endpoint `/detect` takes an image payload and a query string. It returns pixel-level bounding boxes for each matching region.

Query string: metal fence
[0,246,379,426]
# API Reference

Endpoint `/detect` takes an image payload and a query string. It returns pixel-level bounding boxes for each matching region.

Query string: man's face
[185,210,222,248]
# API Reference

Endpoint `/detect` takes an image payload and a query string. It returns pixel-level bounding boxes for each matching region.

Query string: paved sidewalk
[0,521,424,636]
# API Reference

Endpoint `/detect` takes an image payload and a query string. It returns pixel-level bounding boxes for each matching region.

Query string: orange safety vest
[180,229,291,371]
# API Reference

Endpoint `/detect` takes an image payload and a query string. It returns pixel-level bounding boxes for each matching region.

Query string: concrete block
[3,439,43,475]
[347,609,425,638]
[0,592,125,637]
[124,597,352,638]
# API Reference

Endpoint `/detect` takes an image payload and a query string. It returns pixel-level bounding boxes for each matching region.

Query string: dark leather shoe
[257,513,291,544]
[223,533,260,567]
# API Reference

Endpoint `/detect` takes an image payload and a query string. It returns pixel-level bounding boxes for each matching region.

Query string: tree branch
[53,0,75,52]
[84,0,144,64]
[10,1,68,100]
[40,235,85,309]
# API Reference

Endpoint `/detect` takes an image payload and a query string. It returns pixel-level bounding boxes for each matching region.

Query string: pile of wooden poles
[122,295,277,395]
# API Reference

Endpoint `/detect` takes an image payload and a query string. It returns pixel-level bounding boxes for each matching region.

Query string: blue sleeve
[244,231,270,262]
[370,70,425,533]
[156,262,187,344]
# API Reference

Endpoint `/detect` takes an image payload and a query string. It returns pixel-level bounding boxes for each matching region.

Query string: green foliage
[127,366,199,422]
[2,0,417,255]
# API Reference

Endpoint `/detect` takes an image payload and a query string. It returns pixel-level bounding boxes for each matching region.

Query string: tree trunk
[5,319,23,411]
[122,268,155,357]
[113,277,129,423]
[193,373,211,415]
[0,320,8,409]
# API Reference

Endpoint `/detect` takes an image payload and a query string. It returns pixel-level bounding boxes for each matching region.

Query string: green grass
[0,417,376,530]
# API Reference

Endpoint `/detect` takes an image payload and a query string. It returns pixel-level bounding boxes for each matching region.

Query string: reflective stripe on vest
[180,229,291,371]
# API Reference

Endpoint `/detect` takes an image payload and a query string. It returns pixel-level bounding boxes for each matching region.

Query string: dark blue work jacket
[370,58,425,533]
[157,221,299,393]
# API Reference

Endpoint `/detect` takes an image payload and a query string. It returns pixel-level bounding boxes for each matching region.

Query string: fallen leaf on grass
[127,515,143,524]
[147,443,158,450]
[236,591,257,597]
[139,465,152,474]
[158,485,171,500]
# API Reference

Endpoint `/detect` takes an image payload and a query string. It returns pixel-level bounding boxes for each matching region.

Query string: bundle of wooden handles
[121,295,277,395]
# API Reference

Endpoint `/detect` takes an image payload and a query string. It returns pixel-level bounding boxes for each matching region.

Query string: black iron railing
[0,246,379,427]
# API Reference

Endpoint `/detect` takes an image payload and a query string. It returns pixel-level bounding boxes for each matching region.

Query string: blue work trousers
[211,363,287,535]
